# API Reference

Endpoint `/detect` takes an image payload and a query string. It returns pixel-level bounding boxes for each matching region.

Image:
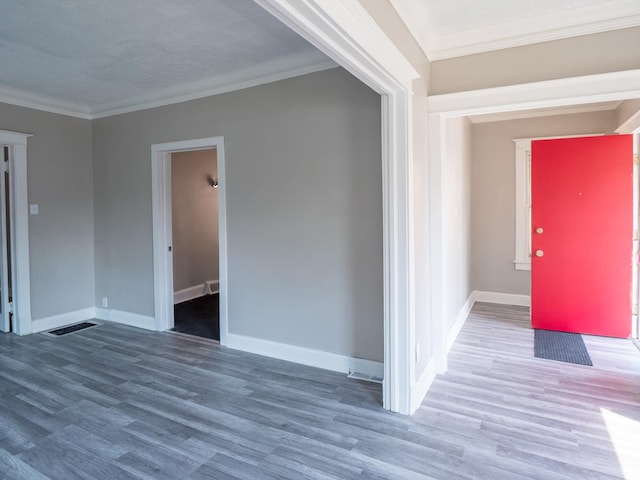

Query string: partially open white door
[0,146,11,332]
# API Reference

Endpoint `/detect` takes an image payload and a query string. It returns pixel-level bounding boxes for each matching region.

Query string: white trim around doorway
[428,68,640,374]
[0,130,32,335]
[151,136,228,344]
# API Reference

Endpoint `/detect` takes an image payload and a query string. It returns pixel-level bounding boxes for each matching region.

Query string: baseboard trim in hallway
[95,308,156,330]
[447,292,476,353]
[173,280,219,304]
[225,332,384,379]
[31,307,98,333]
[474,290,530,307]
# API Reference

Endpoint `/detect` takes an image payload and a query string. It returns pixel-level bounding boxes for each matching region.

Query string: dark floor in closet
[172,294,219,340]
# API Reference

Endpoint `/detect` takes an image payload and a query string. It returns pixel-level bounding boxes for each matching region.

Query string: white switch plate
[102,297,108,308]
[29,204,38,215]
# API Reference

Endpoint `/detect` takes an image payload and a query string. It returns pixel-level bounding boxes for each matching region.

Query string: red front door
[531,135,633,338]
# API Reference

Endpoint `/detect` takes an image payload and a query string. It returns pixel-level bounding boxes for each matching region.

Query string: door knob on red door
[535,250,544,257]
[535,227,544,234]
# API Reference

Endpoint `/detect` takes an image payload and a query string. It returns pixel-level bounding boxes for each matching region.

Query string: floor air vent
[45,321,100,337]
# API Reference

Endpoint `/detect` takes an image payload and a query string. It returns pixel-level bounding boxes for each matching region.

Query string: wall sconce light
[207,175,218,188]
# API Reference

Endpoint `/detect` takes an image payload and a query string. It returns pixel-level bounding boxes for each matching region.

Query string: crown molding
[389,0,640,61]
[0,85,91,119]
[0,53,338,120]
[90,53,337,119]
[431,10,640,60]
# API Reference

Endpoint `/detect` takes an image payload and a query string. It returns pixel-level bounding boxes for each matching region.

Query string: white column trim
[428,113,447,375]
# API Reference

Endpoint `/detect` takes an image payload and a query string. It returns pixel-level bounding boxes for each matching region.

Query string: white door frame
[0,130,32,335]
[254,0,420,414]
[616,114,640,340]
[633,132,640,341]
[0,146,12,333]
[151,137,228,343]
[428,69,640,373]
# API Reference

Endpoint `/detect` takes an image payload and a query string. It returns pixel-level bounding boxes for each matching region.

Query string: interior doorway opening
[152,136,228,343]
[429,80,640,372]
[170,148,220,341]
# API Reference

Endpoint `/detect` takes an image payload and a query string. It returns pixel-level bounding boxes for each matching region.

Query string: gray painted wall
[430,27,640,95]
[93,67,384,362]
[171,149,219,294]
[471,110,618,295]
[444,117,472,332]
[0,103,94,320]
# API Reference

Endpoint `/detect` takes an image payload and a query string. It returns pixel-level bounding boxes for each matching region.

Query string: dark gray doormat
[534,329,593,366]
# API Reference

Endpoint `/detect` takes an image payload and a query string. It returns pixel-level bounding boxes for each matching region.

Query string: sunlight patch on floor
[600,408,640,479]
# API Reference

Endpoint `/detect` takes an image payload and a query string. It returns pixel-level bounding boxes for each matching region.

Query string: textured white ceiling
[0,0,329,107]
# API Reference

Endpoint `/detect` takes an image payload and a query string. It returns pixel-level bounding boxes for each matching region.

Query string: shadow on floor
[172,294,219,341]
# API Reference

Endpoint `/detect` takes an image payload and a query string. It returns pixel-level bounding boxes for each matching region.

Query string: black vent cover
[48,322,98,336]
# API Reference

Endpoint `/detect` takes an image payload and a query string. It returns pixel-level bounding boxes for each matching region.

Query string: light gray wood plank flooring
[0,303,638,479]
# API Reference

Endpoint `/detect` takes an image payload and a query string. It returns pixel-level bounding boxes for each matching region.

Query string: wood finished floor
[0,303,638,479]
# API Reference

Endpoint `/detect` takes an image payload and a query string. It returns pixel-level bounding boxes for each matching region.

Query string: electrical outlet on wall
[102,297,108,308]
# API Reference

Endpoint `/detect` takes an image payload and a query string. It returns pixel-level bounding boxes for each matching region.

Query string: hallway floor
[0,302,638,479]
[172,294,219,341]
[417,302,640,480]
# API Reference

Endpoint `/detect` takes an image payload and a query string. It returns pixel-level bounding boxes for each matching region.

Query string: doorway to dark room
[170,148,220,341]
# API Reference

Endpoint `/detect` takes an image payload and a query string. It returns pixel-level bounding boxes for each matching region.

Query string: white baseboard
[411,358,435,414]
[174,284,205,304]
[174,280,219,304]
[225,333,384,379]
[95,308,156,331]
[31,307,98,333]
[474,290,530,307]
[446,291,476,353]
